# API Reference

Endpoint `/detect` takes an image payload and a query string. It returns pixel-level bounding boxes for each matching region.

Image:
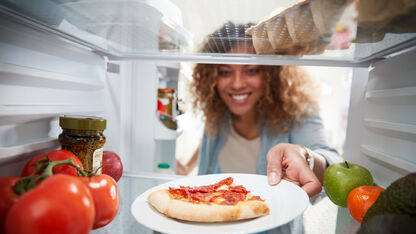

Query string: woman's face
[216,63,264,118]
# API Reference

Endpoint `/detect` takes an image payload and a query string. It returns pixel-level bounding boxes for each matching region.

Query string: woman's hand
[176,146,200,176]
[176,160,188,175]
[266,143,322,197]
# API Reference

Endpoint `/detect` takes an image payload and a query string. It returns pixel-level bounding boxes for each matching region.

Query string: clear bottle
[58,115,106,174]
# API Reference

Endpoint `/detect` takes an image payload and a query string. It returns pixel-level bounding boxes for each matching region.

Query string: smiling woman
[192,60,319,141]
[178,21,342,234]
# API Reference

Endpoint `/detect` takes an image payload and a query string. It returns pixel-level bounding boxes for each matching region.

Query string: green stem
[41,158,88,177]
[13,158,88,195]
[34,157,49,174]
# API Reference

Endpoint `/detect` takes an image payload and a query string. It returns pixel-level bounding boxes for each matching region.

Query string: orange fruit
[347,185,385,223]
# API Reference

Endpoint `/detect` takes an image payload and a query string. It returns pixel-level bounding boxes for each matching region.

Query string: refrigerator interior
[0,0,415,232]
[1,0,414,176]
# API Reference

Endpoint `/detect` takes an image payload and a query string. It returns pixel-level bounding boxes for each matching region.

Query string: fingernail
[268,172,277,185]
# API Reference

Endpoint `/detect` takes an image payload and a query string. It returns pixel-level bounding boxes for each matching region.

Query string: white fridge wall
[130,60,159,173]
[344,48,416,188]
[0,7,179,175]
[0,17,106,175]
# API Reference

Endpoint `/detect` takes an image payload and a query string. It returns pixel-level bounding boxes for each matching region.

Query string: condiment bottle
[157,88,177,130]
[58,115,106,174]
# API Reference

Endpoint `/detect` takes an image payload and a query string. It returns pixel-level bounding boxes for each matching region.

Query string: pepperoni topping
[215,177,234,188]
[220,190,247,205]
[229,185,249,193]
[167,177,259,205]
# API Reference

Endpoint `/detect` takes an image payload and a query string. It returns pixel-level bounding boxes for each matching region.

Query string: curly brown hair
[190,22,320,136]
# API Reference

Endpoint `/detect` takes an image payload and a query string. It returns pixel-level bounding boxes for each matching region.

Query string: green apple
[323,161,374,207]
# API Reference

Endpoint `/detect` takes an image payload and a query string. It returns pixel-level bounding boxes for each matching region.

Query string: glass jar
[58,115,106,174]
[157,88,177,130]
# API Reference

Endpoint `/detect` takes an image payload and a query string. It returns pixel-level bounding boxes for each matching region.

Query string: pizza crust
[148,189,270,222]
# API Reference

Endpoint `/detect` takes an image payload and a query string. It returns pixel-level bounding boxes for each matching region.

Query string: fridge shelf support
[0,62,104,90]
[365,86,416,102]
[364,118,416,135]
[0,137,58,164]
[361,144,416,173]
[0,105,103,117]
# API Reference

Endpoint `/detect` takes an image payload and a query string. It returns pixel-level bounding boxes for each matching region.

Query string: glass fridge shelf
[1,0,415,66]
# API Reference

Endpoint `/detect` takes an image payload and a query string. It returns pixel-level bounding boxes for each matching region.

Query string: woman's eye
[245,68,260,75]
[218,70,231,76]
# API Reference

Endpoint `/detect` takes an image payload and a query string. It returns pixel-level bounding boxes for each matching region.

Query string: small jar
[158,88,175,116]
[58,115,106,174]
[158,88,177,130]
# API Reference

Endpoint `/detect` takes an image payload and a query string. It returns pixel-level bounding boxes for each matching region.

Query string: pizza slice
[147,177,270,222]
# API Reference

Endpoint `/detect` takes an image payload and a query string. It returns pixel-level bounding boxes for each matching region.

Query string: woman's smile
[230,93,250,102]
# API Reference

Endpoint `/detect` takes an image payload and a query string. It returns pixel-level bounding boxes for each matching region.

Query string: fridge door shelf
[361,144,416,173]
[154,114,183,140]
[0,62,104,90]
[365,86,416,103]
[0,105,103,117]
[0,62,105,118]
[0,137,59,164]
[156,62,180,69]
[364,118,416,136]
[157,63,180,83]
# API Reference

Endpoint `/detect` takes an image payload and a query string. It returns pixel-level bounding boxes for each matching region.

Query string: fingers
[266,143,323,197]
[297,165,322,197]
[302,181,322,197]
[266,146,283,185]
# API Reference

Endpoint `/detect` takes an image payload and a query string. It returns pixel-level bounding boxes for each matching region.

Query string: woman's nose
[231,71,246,89]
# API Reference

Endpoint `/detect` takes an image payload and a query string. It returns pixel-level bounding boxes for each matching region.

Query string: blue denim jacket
[198,115,338,175]
[197,115,339,234]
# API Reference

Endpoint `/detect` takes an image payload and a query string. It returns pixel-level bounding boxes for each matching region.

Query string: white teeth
[231,94,249,100]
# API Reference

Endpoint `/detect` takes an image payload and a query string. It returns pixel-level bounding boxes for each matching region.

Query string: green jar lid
[59,115,106,130]
[158,163,170,169]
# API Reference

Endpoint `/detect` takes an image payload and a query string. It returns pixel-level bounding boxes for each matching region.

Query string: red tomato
[5,174,95,234]
[0,177,20,233]
[21,149,84,177]
[78,174,119,229]
[102,151,123,182]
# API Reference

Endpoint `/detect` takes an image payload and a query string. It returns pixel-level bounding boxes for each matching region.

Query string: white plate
[131,173,309,234]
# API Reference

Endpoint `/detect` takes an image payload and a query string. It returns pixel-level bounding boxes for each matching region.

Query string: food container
[285,0,321,44]
[58,115,106,173]
[157,88,177,130]
[310,0,351,37]
[265,8,295,52]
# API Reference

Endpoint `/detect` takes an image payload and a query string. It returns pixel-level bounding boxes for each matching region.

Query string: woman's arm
[176,146,200,175]
[286,115,341,188]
